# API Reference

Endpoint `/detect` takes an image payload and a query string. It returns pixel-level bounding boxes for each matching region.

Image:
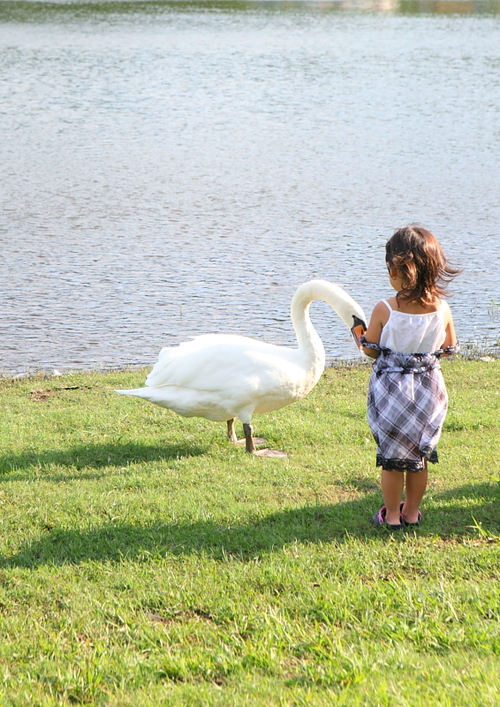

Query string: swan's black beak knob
[351,315,367,349]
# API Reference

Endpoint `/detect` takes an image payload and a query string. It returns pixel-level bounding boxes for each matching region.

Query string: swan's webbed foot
[243,423,287,457]
[253,448,288,457]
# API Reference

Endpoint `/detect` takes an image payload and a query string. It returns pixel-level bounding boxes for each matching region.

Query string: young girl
[361,225,460,529]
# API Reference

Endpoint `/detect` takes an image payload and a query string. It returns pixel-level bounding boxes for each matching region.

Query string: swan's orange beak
[351,316,366,349]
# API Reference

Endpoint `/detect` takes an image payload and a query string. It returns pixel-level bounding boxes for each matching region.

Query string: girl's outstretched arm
[441,301,458,354]
[361,301,390,359]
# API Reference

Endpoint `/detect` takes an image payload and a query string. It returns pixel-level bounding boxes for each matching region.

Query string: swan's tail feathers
[116,388,155,400]
[115,387,177,408]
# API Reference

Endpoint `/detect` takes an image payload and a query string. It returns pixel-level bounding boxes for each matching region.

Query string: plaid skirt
[362,339,459,472]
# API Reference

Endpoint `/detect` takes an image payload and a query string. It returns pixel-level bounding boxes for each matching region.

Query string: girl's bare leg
[381,469,405,525]
[403,462,428,523]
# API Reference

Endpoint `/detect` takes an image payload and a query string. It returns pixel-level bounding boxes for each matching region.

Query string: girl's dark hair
[386,225,460,305]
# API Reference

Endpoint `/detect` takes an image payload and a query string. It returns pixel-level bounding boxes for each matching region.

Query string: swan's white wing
[145,335,236,385]
[145,334,301,391]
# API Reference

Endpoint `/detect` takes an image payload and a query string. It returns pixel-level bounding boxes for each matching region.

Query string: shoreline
[2,347,499,382]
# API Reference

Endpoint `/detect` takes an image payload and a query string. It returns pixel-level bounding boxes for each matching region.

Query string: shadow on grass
[2,502,375,568]
[2,482,499,569]
[0,441,208,479]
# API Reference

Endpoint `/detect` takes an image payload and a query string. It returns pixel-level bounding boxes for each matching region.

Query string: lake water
[1,0,500,375]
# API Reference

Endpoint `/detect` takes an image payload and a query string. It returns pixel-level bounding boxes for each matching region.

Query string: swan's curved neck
[291,286,325,364]
[291,279,363,369]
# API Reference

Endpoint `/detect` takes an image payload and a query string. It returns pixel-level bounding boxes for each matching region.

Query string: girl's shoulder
[371,299,393,325]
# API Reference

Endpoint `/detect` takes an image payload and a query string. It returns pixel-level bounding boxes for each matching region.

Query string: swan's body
[117,280,366,455]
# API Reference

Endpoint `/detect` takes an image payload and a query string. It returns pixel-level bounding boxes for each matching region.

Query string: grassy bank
[0,359,499,706]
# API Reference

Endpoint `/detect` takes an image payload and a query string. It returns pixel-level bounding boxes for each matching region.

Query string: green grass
[0,358,499,706]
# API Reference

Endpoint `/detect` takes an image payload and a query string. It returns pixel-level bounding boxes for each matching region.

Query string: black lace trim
[376,449,438,472]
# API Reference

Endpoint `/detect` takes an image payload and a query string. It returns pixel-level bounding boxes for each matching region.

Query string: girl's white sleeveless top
[379,300,447,354]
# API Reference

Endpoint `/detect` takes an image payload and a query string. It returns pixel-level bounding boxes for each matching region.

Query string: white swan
[117,280,366,456]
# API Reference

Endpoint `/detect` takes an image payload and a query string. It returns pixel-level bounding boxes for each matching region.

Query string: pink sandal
[371,506,404,530]
[400,502,423,527]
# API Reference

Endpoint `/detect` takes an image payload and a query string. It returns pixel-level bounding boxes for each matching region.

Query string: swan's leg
[229,419,266,447]
[243,423,287,457]
[243,422,257,453]
[227,418,238,443]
